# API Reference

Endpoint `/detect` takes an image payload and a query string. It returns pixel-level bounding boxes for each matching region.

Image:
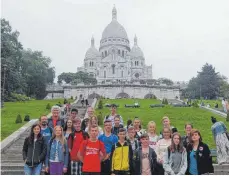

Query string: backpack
[69,131,89,150]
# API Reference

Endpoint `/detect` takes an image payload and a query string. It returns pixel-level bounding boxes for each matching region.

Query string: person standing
[110,128,134,175]
[186,129,214,175]
[68,118,89,175]
[85,99,89,106]
[163,133,187,175]
[147,121,159,150]
[45,126,69,175]
[81,98,85,107]
[159,116,176,139]
[111,115,123,135]
[127,126,140,152]
[63,119,74,140]
[98,120,118,175]
[133,133,158,175]
[181,123,193,148]
[77,125,106,175]
[70,108,78,121]
[47,105,65,129]
[39,115,52,145]
[155,127,172,174]
[222,98,227,113]
[211,116,229,164]
[133,117,145,140]
[23,124,47,175]
[85,116,104,138]
[103,104,123,126]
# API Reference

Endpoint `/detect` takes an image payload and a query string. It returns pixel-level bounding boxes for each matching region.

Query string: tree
[186,63,220,99]
[1,19,55,100]
[58,71,97,85]
[158,78,174,86]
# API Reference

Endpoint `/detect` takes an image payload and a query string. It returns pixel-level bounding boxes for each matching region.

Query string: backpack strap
[167,146,171,160]
[48,138,54,159]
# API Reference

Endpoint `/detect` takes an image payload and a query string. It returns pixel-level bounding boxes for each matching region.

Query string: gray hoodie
[163,147,187,175]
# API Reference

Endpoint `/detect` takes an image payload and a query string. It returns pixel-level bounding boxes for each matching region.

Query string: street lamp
[2,64,7,107]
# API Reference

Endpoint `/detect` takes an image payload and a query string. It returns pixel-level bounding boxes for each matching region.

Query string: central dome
[102,20,128,40]
[101,6,129,41]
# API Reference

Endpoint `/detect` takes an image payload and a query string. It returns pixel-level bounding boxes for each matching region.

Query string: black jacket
[47,117,65,129]
[22,136,47,167]
[181,135,190,148]
[133,147,158,175]
[186,142,214,175]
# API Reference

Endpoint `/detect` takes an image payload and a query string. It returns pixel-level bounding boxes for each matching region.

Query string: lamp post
[2,64,7,107]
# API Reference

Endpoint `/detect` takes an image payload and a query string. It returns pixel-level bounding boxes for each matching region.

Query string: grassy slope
[95,99,229,149]
[1,98,74,141]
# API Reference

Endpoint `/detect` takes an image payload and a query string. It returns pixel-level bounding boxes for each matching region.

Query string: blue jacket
[211,121,227,140]
[45,139,69,168]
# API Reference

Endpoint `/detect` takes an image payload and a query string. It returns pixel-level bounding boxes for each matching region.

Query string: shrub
[10,93,30,102]
[226,111,229,122]
[162,98,168,105]
[46,103,51,110]
[15,114,22,124]
[98,99,103,109]
[63,99,68,104]
[192,100,199,108]
[70,96,73,100]
[24,115,30,121]
[97,112,103,125]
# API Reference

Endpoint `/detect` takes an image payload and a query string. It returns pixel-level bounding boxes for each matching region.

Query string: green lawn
[1,98,74,141]
[202,99,223,109]
[95,99,229,149]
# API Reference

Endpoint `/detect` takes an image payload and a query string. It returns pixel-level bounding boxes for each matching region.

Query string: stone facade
[77,6,152,84]
[62,85,180,100]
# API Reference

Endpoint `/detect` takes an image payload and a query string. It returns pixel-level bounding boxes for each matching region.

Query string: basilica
[77,6,152,84]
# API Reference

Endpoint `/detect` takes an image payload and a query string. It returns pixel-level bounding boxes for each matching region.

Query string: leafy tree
[186,63,220,99]
[58,71,97,85]
[158,78,174,86]
[1,19,55,101]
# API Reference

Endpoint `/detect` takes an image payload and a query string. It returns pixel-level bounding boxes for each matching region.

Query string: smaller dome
[130,35,144,58]
[85,37,100,59]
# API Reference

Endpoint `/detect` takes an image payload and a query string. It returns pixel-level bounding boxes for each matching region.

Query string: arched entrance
[88,93,101,99]
[116,92,130,99]
[144,93,156,99]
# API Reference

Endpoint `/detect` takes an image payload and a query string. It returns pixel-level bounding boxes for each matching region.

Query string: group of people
[22,104,229,175]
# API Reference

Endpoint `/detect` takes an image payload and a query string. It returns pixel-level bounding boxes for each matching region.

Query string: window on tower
[122,50,124,57]
[104,71,106,78]
[105,51,107,56]
[118,50,120,55]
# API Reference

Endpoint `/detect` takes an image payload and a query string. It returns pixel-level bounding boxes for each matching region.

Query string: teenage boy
[111,115,124,135]
[47,105,65,129]
[68,118,89,175]
[110,128,134,175]
[70,108,78,121]
[98,120,118,175]
[104,104,123,126]
[133,133,158,175]
[127,126,140,152]
[78,125,106,175]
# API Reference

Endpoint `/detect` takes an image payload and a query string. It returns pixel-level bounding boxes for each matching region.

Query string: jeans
[24,163,42,175]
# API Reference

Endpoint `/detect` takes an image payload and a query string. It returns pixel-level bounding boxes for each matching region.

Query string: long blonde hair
[147,121,157,133]
[52,126,67,152]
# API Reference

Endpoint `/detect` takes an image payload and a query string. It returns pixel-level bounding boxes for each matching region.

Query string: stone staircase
[71,99,94,119]
[1,128,30,175]
[1,100,93,175]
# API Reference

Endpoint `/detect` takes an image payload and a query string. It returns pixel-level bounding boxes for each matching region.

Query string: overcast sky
[2,0,229,82]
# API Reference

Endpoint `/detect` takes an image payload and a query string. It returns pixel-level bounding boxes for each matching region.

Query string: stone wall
[62,85,180,99]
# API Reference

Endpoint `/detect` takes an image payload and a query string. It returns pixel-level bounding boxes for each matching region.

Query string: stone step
[1,159,23,163]
[1,163,24,170]
[1,170,24,175]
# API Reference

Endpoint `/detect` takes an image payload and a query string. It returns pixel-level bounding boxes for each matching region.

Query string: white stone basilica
[77,6,152,84]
